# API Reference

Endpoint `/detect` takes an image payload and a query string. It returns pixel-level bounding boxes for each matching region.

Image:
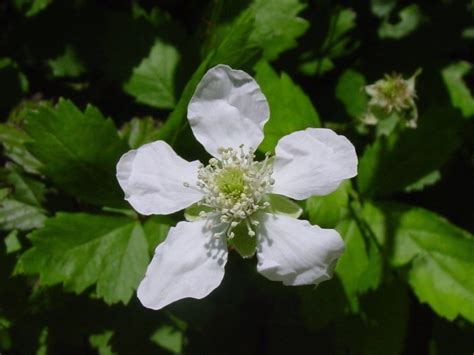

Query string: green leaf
[119,117,161,149]
[156,58,212,144]
[159,0,308,143]
[142,216,173,255]
[13,0,53,17]
[151,325,184,354]
[6,165,45,207]
[254,61,320,152]
[0,123,42,174]
[371,0,396,17]
[266,194,302,218]
[247,0,309,61]
[335,217,383,308]
[184,204,212,222]
[123,39,180,109]
[0,166,46,231]
[16,213,149,304]
[357,105,462,197]
[4,230,22,254]
[441,61,474,118]
[306,181,350,229]
[335,69,367,119]
[403,170,441,192]
[378,4,423,39]
[334,282,409,355]
[89,330,116,355]
[25,99,129,207]
[0,58,29,111]
[298,7,357,76]
[370,202,474,323]
[48,46,86,78]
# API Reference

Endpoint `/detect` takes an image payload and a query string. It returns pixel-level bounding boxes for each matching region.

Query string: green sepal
[184,203,212,222]
[265,194,302,218]
[228,222,257,259]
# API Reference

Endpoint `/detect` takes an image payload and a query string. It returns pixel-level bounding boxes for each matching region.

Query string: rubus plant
[0,0,473,354]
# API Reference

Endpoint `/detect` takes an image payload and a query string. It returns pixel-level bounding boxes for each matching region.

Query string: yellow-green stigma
[191,145,275,239]
[215,167,246,201]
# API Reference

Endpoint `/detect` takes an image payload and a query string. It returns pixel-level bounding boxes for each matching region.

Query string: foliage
[0,0,472,354]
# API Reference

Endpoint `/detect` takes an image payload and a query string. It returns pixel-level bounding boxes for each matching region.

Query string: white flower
[116,65,358,310]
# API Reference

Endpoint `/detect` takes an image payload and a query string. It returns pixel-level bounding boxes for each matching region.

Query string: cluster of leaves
[1,0,473,354]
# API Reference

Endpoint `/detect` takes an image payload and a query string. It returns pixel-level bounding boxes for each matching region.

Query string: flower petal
[187,64,270,157]
[271,128,358,199]
[116,140,203,215]
[137,219,228,310]
[256,213,344,286]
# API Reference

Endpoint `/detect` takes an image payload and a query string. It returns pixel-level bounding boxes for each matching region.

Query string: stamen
[196,145,274,239]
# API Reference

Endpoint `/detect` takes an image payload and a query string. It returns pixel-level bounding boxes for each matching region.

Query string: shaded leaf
[48,45,86,78]
[90,330,116,355]
[378,4,423,39]
[357,105,462,197]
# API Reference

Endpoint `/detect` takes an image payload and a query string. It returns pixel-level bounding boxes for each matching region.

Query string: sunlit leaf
[16,213,149,304]
[441,61,474,118]
[255,61,320,152]
[124,39,180,109]
[25,99,129,207]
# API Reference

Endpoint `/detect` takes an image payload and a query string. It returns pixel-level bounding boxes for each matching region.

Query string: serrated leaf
[0,166,46,231]
[6,165,45,207]
[335,69,367,119]
[119,117,161,149]
[159,0,308,143]
[0,200,46,231]
[142,216,173,255]
[403,170,441,192]
[254,61,320,152]
[441,61,474,118]
[369,202,474,323]
[16,213,149,304]
[298,7,357,76]
[25,99,129,207]
[335,217,383,308]
[151,325,184,354]
[306,181,350,229]
[4,230,22,254]
[48,46,86,78]
[0,123,42,174]
[248,0,309,61]
[90,330,116,355]
[357,105,462,197]
[378,4,423,39]
[124,39,180,109]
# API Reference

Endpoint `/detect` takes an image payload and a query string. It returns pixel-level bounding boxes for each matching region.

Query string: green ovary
[215,167,247,201]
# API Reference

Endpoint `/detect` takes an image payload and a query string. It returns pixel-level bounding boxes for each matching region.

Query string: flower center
[193,145,274,239]
[215,166,246,201]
